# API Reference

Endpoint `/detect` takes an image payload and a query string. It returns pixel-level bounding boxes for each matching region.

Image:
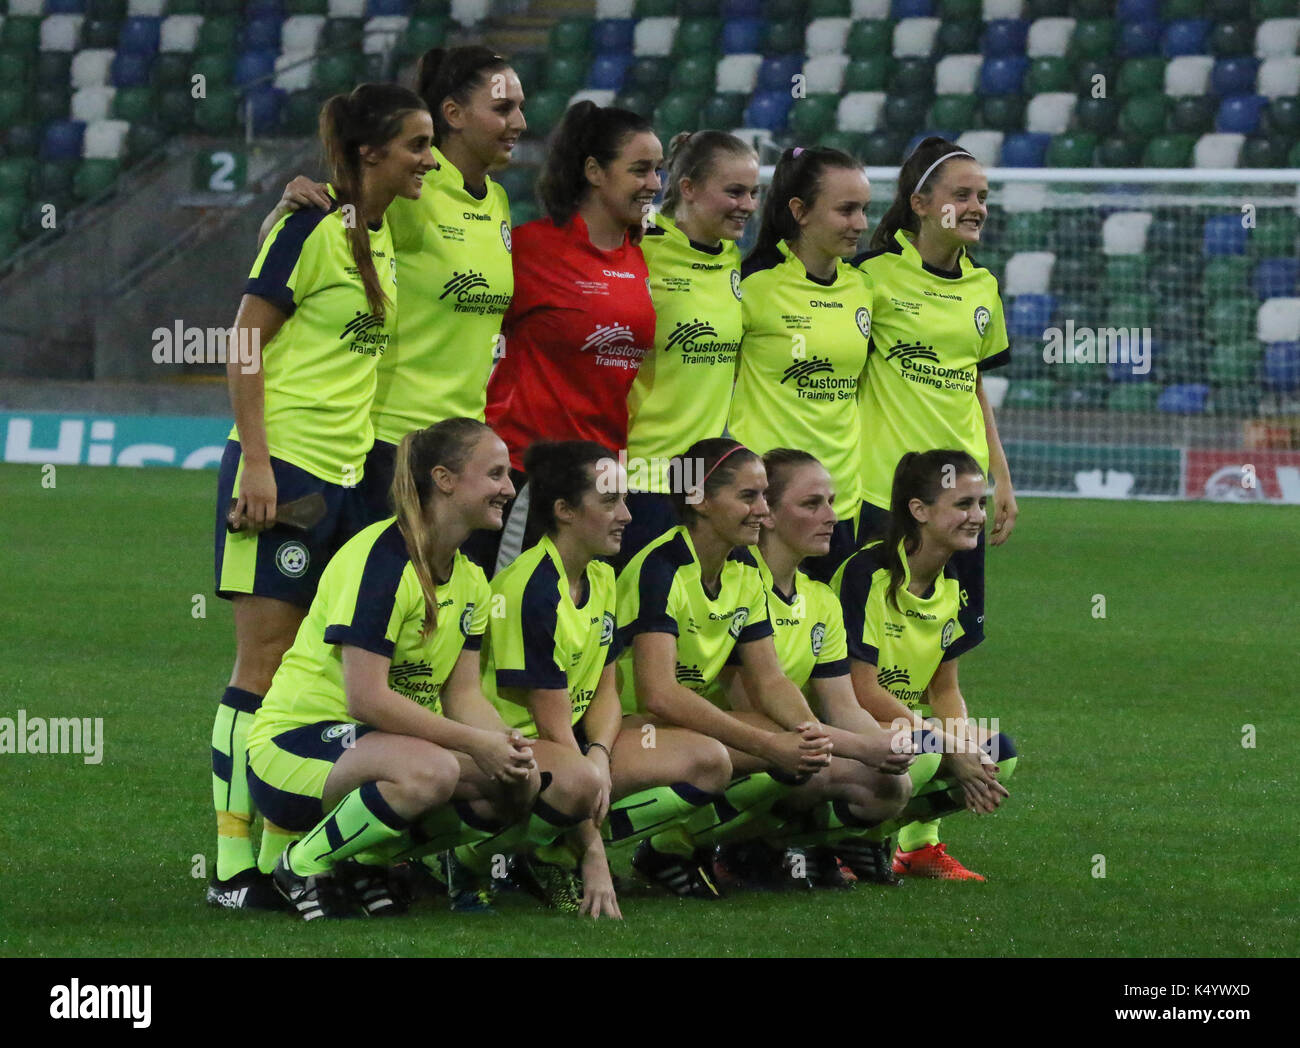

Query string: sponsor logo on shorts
[974,305,990,337]
[600,612,615,646]
[941,619,956,648]
[275,541,309,578]
[810,622,826,656]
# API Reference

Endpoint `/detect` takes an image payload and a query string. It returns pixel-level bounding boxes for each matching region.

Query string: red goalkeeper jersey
[485,214,656,469]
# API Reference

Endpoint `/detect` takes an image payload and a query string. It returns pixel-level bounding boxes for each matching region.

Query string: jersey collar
[894,229,967,281]
[752,546,799,606]
[652,211,725,255]
[540,534,591,609]
[897,538,940,600]
[778,239,841,287]
[568,212,631,254]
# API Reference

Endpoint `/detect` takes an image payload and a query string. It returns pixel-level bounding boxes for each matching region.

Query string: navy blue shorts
[357,438,399,525]
[247,719,376,832]
[214,439,372,609]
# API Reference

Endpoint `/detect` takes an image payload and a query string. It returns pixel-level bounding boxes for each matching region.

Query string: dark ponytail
[876,449,984,611]
[522,440,614,536]
[661,129,756,217]
[416,46,511,146]
[747,145,861,261]
[869,135,974,253]
[537,101,654,226]
[673,437,760,526]
[319,83,427,320]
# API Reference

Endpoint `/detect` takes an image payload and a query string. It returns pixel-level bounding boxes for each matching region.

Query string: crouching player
[246,419,600,919]
[616,438,912,897]
[833,450,1018,882]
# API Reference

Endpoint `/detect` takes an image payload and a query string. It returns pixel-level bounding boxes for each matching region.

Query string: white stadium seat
[281,15,326,54]
[40,14,84,53]
[1025,92,1075,134]
[956,130,1003,169]
[1102,212,1154,256]
[327,0,365,19]
[71,49,115,90]
[7,0,42,15]
[983,0,1024,19]
[83,119,130,160]
[596,0,635,17]
[1258,57,1300,99]
[159,14,203,54]
[127,0,166,16]
[1165,56,1214,97]
[451,0,490,27]
[1193,134,1244,169]
[1004,251,1055,296]
[1258,298,1300,343]
[1026,17,1075,58]
[633,17,677,57]
[805,18,851,57]
[803,54,848,94]
[893,18,940,58]
[836,92,886,132]
[716,54,762,94]
[569,89,617,109]
[850,1,890,18]
[1001,182,1049,213]
[1255,18,1300,59]
[935,54,982,95]
[363,16,408,54]
[731,128,774,153]
[274,52,314,93]
[71,86,116,124]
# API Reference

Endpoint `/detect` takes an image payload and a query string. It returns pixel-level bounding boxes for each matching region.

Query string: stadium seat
[633,17,677,56]
[1208,340,1259,388]
[193,84,239,132]
[655,91,703,140]
[1156,383,1209,414]
[120,15,162,53]
[1025,92,1073,132]
[844,55,894,90]
[980,93,1025,130]
[1003,379,1055,410]
[281,14,325,50]
[1119,20,1161,59]
[1258,58,1300,100]
[41,119,86,159]
[1218,94,1268,134]
[699,92,747,128]
[935,19,979,55]
[721,0,762,14]
[980,55,1028,94]
[155,88,192,130]
[790,94,839,139]
[819,129,867,157]
[1117,58,1166,98]
[0,157,36,197]
[362,15,407,54]
[1000,131,1049,166]
[193,50,234,84]
[1165,55,1214,97]
[806,17,851,55]
[41,14,85,51]
[593,18,634,53]
[744,90,793,132]
[1026,17,1073,57]
[716,54,762,93]
[1193,132,1245,167]
[836,91,886,131]
[37,51,74,87]
[522,89,568,138]
[544,55,588,94]
[73,155,119,199]
[933,53,981,94]
[159,13,203,51]
[1210,20,1253,58]
[894,17,940,57]
[1239,136,1289,167]
[758,54,803,91]
[1102,211,1153,255]
[1261,342,1300,392]
[312,51,359,93]
[761,19,803,55]
[71,84,115,123]
[1002,211,1051,252]
[891,0,933,16]
[274,51,313,92]
[1203,214,1249,256]
[1103,255,1147,295]
[803,53,849,93]
[279,88,320,133]
[110,50,151,87]
[71,48,114,88]
[1004,251,1054,295]
[894,56,934,94]
[929,94,976,130]
[1025,56,1071,92]
[34,85,71,124]
[723,18,763,54]
[196,16,237,54]
[982,18,1028,57]
[1211,58,1258,97]
[1046,131,1095,166]
[1162,18,1209,58]
[589,54,629,91]
[1254,258,1300,299]
[626,56,669,93]
[1069,20,1116,61]
[549,17,591,54]
[847,19,892,57]
[1074,96,1118,134]
[672,54,715,93]
[1255,17,1300,58]
[1119,94,1168,136]
[235,49,277,87]
[862,128,906,164]
[1143,133,1195,167]
[1258,297,1300,343]
[884,93,928,131]
[1170,95,1217,134]
[1118,0,1159,19]
[396,15,445,58]
[1251,211,1300,257]
[674,18,719,58]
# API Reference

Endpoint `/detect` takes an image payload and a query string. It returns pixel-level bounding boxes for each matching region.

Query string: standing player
[853,136,1018,662]
[479,101,660,574]
[619,130,759,568]
[257,47,526,524]
[833,450,1017,881]
[246,419,602,919]
[730,147,874,582]
[208,85,434,909]
[617,439,910,896]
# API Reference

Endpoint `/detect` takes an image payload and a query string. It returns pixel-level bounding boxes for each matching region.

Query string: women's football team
[205,45,1021,921]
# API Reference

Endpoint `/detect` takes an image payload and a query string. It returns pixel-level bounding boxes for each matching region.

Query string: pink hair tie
[702,444,748,486]
[792,147,804,157]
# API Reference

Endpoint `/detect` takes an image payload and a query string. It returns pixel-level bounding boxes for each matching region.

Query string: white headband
[913,150,974,196]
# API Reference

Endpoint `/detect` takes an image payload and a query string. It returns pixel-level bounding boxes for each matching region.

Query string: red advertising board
[1184,450,1300,503]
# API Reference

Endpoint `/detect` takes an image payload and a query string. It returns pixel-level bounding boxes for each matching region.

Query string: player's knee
[687,737,733,795]
[395,744,458,810]
[542,756,601,813]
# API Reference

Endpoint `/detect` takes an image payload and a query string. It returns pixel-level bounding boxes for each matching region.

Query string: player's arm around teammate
[208,86,435,909]
[618,131,759,568]
[833,450,1018,882]
[730,147,875,582]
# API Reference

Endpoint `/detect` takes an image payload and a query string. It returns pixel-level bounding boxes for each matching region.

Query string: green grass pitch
[2,462,1294,958]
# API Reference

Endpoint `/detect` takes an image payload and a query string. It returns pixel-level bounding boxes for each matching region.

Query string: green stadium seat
[627,57,671,94]
[322,19,363,50]
[0,157,33,196]
[1240,137,1290,169]
[789,95,838,141]
[1046,132,1097,167]
[819,131,868,158]
[1249,211,1299,256]
[79,18,120,50]
[1004,380,1055,410]
[543,54,588,94]
[981,95,1025,132]
[193,52,234,85]
[156,92,194,133]
[1075,97,1119,135]
[0,47,33,83]
[125,122,168,163]
[672,55,716,95]
[654,92,703,143]
[930,95,977,132]
[762,20,804,55]
[548,19,592,55]
[37,51,72,87]
[1144,134,1195,168]
[1104,257,1148,295]
[765,0,807,19]
[203,0,243,15]
[522,90,568,139]
[1208,341,1261,386]
[1057,383,1108,410]
[152,52,191,89]
[0,88,27,130]
[1051,259,1100,295]
[634,0,675,15]
[1026,57,1072,94]
[1170,96,1217,134]
[0,193,24,233]
[847,20,893,59]
[941,0,982,16]
[613,91,655,119]
[196,17,238,56]
[281,90,323,136]
[842,56,893,92]
[1119,95,1169,137]
[1265,98,1300,137]
[1253,0,1295,16]
[1002,212,1052,252]
[884,94,929,132]
[809,0,851,16]
[194,87,239,134]
[935,20,980,56]
[1117,58,1167,99]
[1069,21,1117,62]
[673,19,719,59]
[1107,385,1159,412]
[1074,60,1116,98]
[1146,213,1197,256]
[33,159,77,201]
[398,17,448,60]
[1205,298,1257,342]
[699,93,747,129]
[1107,295,1156,334]
[862,129,906,165]
[1,16,40,50]
[894,59,934,97]
[1209,21,1253,58]
[1150,258,1200,301]
[313,53,361,95]
[1202,256,1250,298]
[111,87,156,124]
[35,87,70,124]
[73,158,119,202]
[4,124,41,157]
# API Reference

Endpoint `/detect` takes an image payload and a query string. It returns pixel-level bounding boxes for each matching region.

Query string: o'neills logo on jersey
[878,665,927,706]
[340,311,390,357]
[390,660,442,705]
[886,342,975,393]
[439,270,511,315]
[781,356,859,402]
[580,323,647,370]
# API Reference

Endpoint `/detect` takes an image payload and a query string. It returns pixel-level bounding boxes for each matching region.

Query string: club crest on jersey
[600,612,615,646]
[500,220,512,253]
[275,541,309,578]
[730,269,742,300]
[390,256,397,284]
[460,603,476,636]
[729,607,750,639]
[974,306,990,337]
[810,622,826,656]
[855,306,872,340]
[941,619,956,648]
